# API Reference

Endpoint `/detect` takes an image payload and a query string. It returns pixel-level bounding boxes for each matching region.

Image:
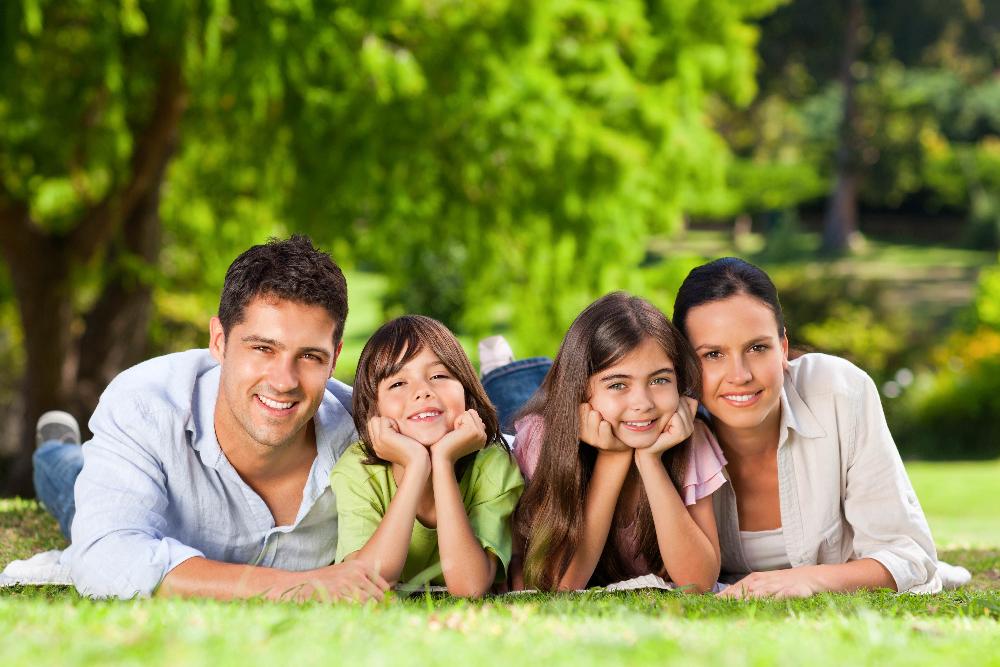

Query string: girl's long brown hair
[513,292,701,591]
[352,315,507,474]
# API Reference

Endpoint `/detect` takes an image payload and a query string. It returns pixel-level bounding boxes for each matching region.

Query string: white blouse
[739,527,791,572]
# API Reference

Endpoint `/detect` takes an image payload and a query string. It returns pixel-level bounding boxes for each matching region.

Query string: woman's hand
[578,404,630,452]
[635,397,698,461]
[717,568,820,599]
[368,416,429,468]
[430,409,487,465]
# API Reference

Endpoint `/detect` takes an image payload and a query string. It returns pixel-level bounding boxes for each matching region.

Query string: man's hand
[430,409,487,464]
[578,404,630,452]
[368,416,429,468]
[636,397,698,461]
[278,560,391,603]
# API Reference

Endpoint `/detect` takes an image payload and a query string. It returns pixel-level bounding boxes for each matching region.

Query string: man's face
[210,296,342,452]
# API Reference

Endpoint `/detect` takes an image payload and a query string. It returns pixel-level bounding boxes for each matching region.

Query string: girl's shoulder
[680,421,728,505]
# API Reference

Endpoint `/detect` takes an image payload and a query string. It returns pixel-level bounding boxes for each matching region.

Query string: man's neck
[214,412,317,487]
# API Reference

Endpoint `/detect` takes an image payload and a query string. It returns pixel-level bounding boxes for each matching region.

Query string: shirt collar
[778,370,827,443]
[190,364,225,467]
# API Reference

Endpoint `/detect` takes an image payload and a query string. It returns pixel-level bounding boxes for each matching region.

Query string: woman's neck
[714,405,783,462]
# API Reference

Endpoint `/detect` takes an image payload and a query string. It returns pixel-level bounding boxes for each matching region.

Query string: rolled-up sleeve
[69,398,204,599]
[842,372,938,592]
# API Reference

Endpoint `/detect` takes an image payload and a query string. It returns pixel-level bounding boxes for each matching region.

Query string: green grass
[2,460,998,666]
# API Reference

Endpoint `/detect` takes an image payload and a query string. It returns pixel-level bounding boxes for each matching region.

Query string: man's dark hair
[218,235,348,342]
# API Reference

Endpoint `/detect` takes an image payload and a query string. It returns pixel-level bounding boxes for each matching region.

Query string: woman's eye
[703,351,722,360]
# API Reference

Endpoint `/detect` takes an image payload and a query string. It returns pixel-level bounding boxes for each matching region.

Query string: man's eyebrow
[242,335,285,349]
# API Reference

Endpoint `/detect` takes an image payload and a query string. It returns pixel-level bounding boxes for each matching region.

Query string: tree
[0,0,780,494]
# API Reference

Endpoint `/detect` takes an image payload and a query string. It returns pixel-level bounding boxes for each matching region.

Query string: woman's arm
[718,559,895,599]
[430,410,495,597]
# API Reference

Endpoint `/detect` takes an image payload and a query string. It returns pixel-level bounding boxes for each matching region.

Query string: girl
[330,315,524,597]
[672,257,966,597]
[513,292,726,592]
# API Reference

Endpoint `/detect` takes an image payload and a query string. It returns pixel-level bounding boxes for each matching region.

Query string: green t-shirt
[329,442,524,586]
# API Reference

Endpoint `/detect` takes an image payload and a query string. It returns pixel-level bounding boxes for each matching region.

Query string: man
[32,236,388,601]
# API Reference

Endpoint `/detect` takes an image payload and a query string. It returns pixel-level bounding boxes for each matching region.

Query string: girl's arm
[634,398,720,593]
[556,405,634,591]
[430,410,494,597]
[343,418,431,585]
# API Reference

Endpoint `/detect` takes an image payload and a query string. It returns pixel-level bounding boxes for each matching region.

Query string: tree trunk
[822,0,865,255]
[74,158,168,423]
[0,212,76,497]
[0,62,185,496]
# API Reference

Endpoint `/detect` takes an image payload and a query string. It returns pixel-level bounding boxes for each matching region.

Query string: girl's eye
[651,377,671,385]
[608,382,626,391]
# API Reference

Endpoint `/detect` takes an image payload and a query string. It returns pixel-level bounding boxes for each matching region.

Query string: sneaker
[478,335,515,377]
[35,411,81,449]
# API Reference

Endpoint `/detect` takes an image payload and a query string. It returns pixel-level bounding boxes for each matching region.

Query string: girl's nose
[629,386,655,411]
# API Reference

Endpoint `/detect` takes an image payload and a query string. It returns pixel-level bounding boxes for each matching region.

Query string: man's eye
[750,344,769,353]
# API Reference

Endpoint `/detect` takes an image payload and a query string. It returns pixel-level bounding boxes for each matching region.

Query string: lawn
[1,461,998,666]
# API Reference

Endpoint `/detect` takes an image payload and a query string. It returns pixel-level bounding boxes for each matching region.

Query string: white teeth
[624,420,653,427]
[258,395,294,410]
[411,411,440,420]
[724,394,755,403]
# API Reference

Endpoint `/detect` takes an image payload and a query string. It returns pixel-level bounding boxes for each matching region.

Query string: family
[29,235,963,601]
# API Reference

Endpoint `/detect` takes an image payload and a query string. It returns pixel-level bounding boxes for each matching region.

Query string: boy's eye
[387,380,405,389]
[431,373,451,381]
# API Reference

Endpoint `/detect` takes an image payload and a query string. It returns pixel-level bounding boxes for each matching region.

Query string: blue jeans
[33,442,83,539]
[482,357,552,433]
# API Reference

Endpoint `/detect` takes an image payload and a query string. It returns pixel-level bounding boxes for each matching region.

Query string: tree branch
[69,61,187,261]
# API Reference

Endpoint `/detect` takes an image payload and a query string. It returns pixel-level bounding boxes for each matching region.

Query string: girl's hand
[578,404,630,452]
[430,409,487,464]
[636,397,698,460]
[368,416,429,468]
[717,568,820,600]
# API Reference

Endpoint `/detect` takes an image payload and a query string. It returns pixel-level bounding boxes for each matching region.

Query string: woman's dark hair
[672,257,784,338]
[513,292,701,591]
[352,315,506,469]
[219,235,349,343]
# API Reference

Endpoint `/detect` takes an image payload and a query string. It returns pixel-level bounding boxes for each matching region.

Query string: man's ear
[330,339,344,375]
[209,316,227,364]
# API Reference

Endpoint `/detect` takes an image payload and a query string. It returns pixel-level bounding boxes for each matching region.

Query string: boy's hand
[430,409,487,464]
[368,416,429,468]
[578,404,630,452]
[637,397,698,460]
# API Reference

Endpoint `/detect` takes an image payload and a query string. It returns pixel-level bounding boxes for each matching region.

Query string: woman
[671,257,965,597]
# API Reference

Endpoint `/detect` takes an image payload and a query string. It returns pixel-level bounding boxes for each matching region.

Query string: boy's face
[376,347,467,446]
[210,296,341,452]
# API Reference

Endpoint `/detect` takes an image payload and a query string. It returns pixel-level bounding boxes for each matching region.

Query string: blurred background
[0,0,998,498]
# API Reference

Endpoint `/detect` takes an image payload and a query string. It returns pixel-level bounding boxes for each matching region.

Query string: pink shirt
[513,415,727,578]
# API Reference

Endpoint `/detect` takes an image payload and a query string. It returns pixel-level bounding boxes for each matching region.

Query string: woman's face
[684,293,788,436]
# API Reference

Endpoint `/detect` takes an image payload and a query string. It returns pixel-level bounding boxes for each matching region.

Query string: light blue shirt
[64,349,357,599]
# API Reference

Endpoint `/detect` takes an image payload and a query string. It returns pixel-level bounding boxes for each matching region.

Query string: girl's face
[587,337,680,449]
[684,293,788,436]
[376,347,467,446]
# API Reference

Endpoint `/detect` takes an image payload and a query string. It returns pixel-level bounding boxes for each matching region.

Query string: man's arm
[158,558,388,602]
